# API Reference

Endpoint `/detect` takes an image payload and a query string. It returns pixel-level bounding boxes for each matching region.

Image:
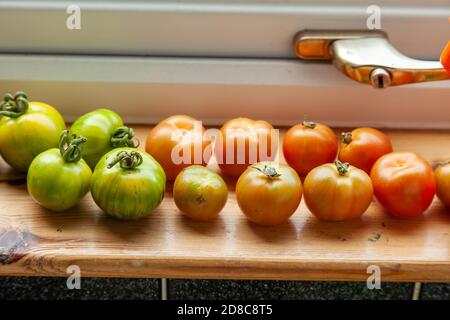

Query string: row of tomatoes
[150,115,446,224]
[0,92,449,225]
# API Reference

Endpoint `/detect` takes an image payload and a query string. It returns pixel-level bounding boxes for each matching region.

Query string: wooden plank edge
[1,255,448,282]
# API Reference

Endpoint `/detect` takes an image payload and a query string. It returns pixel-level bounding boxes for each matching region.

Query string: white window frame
[1,1,450,128]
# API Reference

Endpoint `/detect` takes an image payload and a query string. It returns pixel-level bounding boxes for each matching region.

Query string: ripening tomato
[338,127,393,174]
[0,92,66,172]
[435,161,450,208]
[27,131,92,212]
[216,117,276,178]
[145,115,211,181]
[303,160,373,221]
[283,120,338,177]
[371,152,436,218]
[91,148,166,220]
[69,109,137,170]
[173,165,228,221]
[236,162,302,226]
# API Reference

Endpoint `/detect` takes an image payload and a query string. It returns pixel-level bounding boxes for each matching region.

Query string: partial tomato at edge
[236,162,302,226]
[303,160,373,221]
[435,161,450,208]
[370,152,436,218]
[338,127,393,174]
[146,115,211,181]
[440,41,450,72]
[283,120,338,177]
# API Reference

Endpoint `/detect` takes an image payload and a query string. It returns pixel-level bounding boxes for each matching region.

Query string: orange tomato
[215,117,276,178]
[303,160,373,221]
[283,121,338,176]
[338,127,393,174]
[435,161,450,208]
[370,152,436,218]
[440,41,450,72]
[145,115,211,181]
[236,162,302,226]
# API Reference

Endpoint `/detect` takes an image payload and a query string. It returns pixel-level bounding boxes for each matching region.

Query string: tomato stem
[438,159,450,166]
[59,130,87,163]
[0,92,29,118]
[302,120,317,129]
[108,150,143,170]
[111,126,139,148]
[334,160,350,176]
[252,164,282,180]
[341,132,352,144]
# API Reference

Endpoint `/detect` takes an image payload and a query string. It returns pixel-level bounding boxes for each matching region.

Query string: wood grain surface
[0,126,449,281]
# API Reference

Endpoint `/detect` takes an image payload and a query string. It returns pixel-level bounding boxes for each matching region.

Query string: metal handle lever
[294,30,450,89]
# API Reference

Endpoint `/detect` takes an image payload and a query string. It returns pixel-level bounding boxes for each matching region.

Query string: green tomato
[173,165,228,221]
[91,148,166,220]
[0,92,66,172]
[27,132,92,212]
[69,108,136,170]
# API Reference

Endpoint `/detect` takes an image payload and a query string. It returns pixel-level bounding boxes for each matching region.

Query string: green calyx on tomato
[27,131,92,212]
[341,132,353,144]
[301,120,317,129]
[0,91,29,118]
[90,148,166,220]
[252,164,282,180]
[110,126,139,148]
[334,160,350,176]
[107,150,143,170]
[69,109,138,170]
[438,159,450,166]
[0,91,66,172]
[59,130,87,163]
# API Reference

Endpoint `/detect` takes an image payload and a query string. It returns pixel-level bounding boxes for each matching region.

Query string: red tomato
[145,115,211,181]
[338,127,393,174]
[370,152,436,218]
[283,121,338,176]
[215,117,276,178]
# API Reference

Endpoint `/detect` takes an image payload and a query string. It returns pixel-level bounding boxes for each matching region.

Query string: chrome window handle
[294,30,450,89]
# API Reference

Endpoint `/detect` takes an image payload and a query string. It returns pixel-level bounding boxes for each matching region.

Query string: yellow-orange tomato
[283,121,338,177]
[173,165,228,221]
[216,118,276,178]
[435,161,450,208]
[370,152,436,218]
[145,115,211,181]
[338,127,393,174]
[441,41,450,72]
[303,161,373,221]
[236,162,302,226]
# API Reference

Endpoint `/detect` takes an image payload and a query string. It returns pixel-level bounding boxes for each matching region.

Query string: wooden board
[0,126,449,282]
